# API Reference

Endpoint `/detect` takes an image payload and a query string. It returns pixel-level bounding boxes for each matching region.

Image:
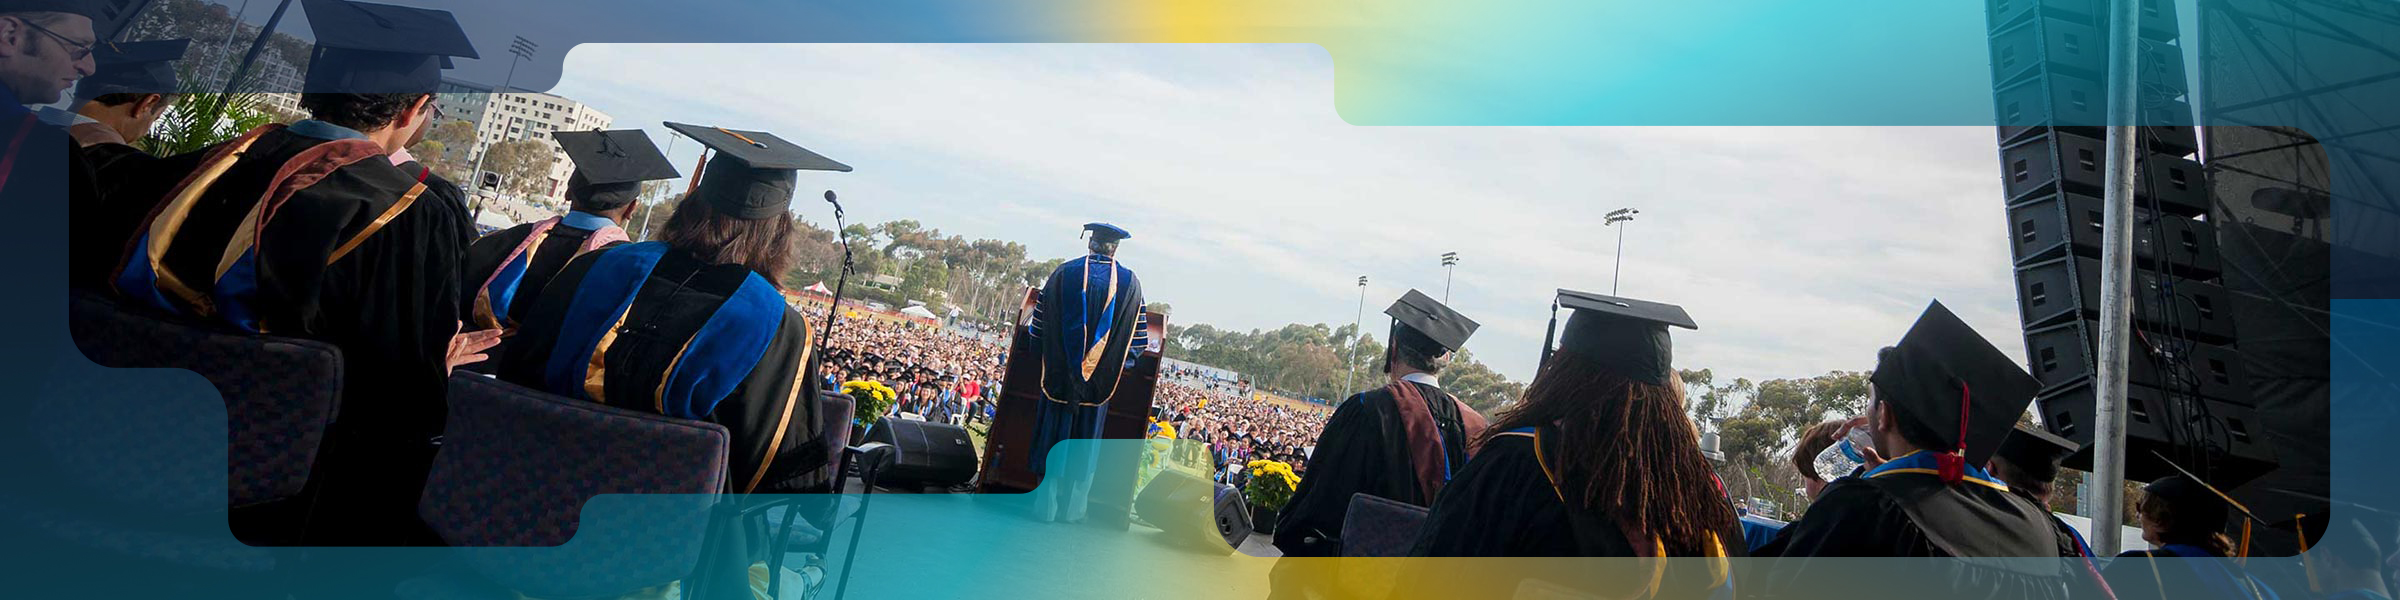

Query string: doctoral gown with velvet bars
[497,241,828,493]
[1024,253,1147,476]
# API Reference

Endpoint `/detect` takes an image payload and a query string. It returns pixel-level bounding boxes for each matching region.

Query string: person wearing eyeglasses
[0,0,97,211]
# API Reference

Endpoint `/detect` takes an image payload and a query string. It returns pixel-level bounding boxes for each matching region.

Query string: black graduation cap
[1084,222,1130,242]
[1993,425,2080,482]
[1869,300,2041,466]
[1383,289,1478,353]
[0,0,99,19]
[79,38,189,97]
[552,129,679,208]
[1542,289,1696,385]
[300,0,477,94]
[664,121,851,220]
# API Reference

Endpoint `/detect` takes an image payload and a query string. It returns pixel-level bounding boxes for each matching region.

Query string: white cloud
[550,44,2028,383]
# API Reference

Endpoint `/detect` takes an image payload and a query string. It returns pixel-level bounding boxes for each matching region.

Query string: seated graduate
[2101,470,2284,600]
[1989,425,2115,598]
[460,128,679,355]
[1752,300,2076,600]
[2305,516,2394,600]
[496,121,849,494]
[95,0,488,545]
[59,38,193,290]
[1274,289,1487,558]
[1401,290,1742,600]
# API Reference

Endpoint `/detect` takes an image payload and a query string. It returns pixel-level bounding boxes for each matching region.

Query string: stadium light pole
[466,35,539,225]
[1347,275,1367,395]
[1605,208,1638,295]
[1440,252,1459,303]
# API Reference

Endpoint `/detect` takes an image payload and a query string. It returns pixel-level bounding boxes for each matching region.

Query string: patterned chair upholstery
[62,290,342,511]
[418,374,729,600]
[1341,492,1429,558]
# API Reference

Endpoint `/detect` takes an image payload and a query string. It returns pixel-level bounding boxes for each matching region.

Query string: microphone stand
[816,190,853,370]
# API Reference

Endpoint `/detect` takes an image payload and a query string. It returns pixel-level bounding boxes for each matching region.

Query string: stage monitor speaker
[2007,192,2221,277]
[1135,470,1250,554]
[864,418,979,490]
[2024,320,2252,402]
[2014,255,2237,343]
[2037,377,2278,485]
[1999,132,2207,210]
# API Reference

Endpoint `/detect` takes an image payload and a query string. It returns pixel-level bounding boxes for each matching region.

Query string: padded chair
[405,374,730,600]
[1338,493,1433,600]
[62,289,343,512]
[0,291,345,578]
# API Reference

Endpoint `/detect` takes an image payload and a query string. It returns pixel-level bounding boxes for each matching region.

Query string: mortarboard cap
[1384,289,1478,353]
[665,121,851,220]
[1870,300,2041,467]
[1994,425,2079,483]
[301,0,477,94]
[1084,223,1130,242]
[1546,289,1696,385]
[80,38,190,97]
[0,0,99,19]
[552,129,679,208]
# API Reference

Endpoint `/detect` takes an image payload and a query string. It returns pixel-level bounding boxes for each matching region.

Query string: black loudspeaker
[1999,132,2207,211]
[1987,18,2184,93]
[1135,470,1250,554]
[2006,193,2220,278]
[2024,320,2252,402]
[2014,255,2237,343]
[863,418,979,490]
[2037,377,2278,485]
[1985,0,2179,40]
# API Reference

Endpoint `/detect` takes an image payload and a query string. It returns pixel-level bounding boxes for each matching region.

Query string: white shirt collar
[1400,372,1441,388]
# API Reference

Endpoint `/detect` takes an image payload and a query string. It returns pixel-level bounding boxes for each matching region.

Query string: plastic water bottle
[1811,426,1874,480]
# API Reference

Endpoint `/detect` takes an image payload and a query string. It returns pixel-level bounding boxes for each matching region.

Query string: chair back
[420,374,728,599]
[64,290,342,511]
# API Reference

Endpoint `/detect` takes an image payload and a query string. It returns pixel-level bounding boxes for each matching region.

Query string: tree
[481,139,556,199]
[410,120,478,183]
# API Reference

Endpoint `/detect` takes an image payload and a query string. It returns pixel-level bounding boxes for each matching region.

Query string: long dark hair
[1480,348,1738,555]
[657,195,796,288]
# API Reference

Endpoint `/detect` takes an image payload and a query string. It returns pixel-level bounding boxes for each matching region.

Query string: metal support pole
[2088,0,2144,558]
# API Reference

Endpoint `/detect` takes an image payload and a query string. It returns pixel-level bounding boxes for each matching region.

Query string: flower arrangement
[1147,417,1177,440]
[1244,459,1301,511]
[842,380,897,424]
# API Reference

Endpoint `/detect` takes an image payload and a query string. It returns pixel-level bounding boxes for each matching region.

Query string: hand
[445,322,505,375]
[66,122,126,147]
[1858,444,1887,472]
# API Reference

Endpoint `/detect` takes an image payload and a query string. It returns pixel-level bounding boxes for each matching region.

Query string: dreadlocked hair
[1479,348,1738,555]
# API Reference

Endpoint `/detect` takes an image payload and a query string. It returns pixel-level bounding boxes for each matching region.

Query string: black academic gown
[2098,545,2282,600]
[1749,460,2078,600]
[497,241,829,494]
[461,219,617,330]
[68,141,203,290]
[1405,428,1745,600]
[1273,380,1473,558]
[96,124,473,544]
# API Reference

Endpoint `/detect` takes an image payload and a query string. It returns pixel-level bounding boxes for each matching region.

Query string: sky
[545,43,2030,384]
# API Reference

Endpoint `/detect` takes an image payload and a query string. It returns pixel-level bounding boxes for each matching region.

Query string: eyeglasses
[18,19,94,61]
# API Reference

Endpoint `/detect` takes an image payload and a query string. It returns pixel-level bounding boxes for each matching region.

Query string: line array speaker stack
[1983,0,2276,486]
